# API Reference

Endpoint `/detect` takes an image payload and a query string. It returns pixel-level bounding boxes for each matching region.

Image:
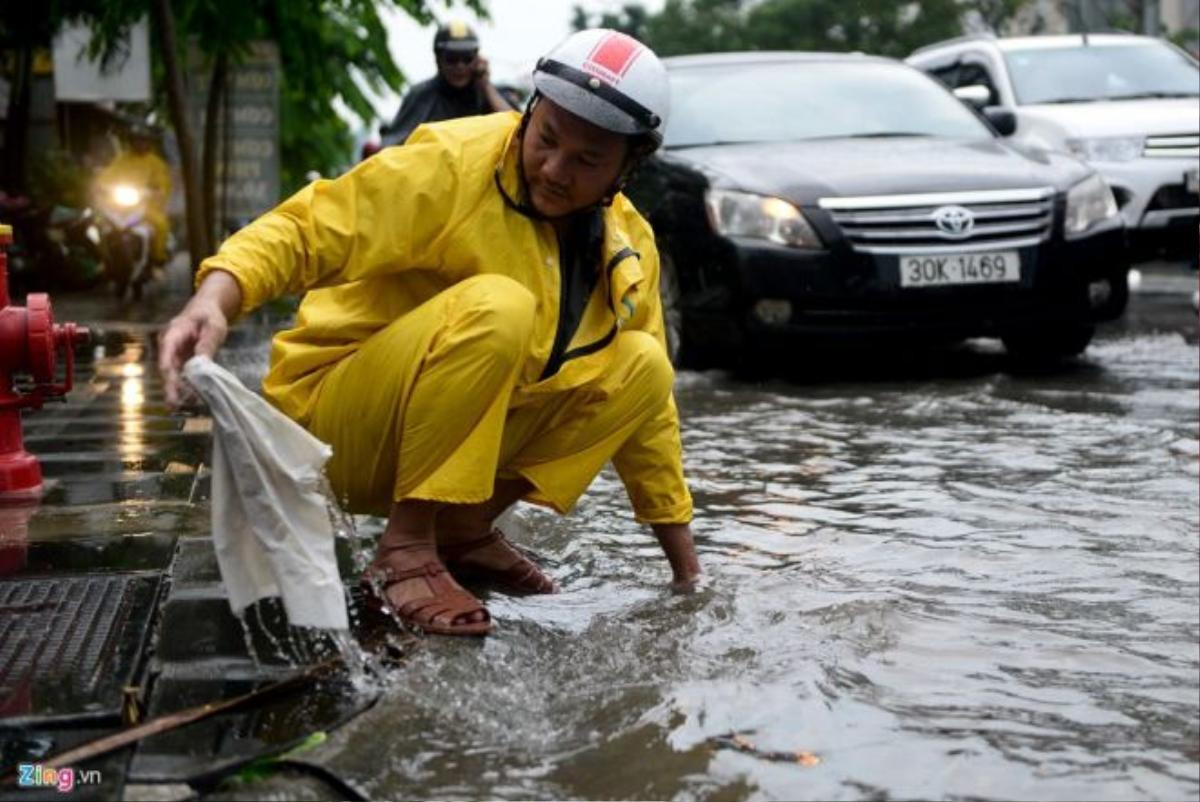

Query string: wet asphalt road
[26,268,1200,800]
[277,274,1197,801]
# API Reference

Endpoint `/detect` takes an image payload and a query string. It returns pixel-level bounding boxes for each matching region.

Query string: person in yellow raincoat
[95,126,171,263]
[158,29,700,636]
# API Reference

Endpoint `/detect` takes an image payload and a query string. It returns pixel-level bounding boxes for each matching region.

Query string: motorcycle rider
[380,20,513,148]
[94,124,171,266]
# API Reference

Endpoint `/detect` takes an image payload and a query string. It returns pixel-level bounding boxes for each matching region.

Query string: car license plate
[899,251,1020,287]
[1186,168,1199,194]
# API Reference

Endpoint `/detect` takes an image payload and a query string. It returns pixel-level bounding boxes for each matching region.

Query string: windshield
[664,61,993,148]
[1004,42,1200,105]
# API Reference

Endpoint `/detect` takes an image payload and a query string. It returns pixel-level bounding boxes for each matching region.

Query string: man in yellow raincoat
[159,29,700,636]
[95,126,171,263]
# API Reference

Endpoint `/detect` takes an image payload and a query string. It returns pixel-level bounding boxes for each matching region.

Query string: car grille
[819,188,1055,255]
[1144,133,1200,159]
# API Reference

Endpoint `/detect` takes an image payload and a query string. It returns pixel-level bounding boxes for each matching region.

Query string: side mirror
[953,84,991,108]
[983,106,1017,137]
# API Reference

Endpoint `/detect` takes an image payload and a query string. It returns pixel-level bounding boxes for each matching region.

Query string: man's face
[521,98,628,219]
[437,49,477,89]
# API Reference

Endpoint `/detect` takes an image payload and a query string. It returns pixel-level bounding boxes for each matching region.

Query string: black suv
[626,52,1129,366]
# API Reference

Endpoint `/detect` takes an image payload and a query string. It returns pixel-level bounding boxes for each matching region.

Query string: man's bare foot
[365,539,491,635]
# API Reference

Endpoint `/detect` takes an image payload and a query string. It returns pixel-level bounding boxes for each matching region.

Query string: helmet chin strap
[599,181,623,208]
[509,100,553,221]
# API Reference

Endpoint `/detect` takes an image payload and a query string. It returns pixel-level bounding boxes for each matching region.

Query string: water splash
[253,600,288,663]
[320,475,376,575]
[233,610,263,668]
[224,473,402,690]
[326,629,382,695]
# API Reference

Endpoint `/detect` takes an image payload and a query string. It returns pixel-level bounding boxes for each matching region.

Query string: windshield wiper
[1032,96,1102,104]
[1035,92,1199,104]
[842,132,931,138]
[667,132,936,149]
[1105,91,1199,100]
[667,140,760,149]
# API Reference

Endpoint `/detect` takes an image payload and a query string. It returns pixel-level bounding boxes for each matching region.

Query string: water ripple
[313,327,1198,801]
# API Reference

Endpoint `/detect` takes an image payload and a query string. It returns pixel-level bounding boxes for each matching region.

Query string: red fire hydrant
[0,222,90,500]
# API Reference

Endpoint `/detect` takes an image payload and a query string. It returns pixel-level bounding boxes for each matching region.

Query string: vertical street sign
[190,41,281,232]
[220,42,280,223]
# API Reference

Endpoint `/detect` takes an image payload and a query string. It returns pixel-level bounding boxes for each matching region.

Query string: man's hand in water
[652,522,702,592]
[158,270,242,406]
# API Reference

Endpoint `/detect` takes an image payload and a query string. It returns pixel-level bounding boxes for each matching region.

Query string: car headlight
[111,184,142,208]
[1064,173,1119,236]
[704,189,822,249]
[1065,136,1144,163]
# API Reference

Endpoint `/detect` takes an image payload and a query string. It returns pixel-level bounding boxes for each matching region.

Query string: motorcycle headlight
[1066,136,1144,163]
[1064,173,1119,236]
[111,184,142,208]
[704,189,822,249]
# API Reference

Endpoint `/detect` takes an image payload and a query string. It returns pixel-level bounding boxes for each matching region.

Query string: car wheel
[1002,323,1095,364]
[1090,270,1129,320]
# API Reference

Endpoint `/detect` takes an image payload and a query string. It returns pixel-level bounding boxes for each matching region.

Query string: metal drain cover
[0,572,162,726]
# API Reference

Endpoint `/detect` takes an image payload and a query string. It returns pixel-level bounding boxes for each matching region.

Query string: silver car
[908,33,1199,261]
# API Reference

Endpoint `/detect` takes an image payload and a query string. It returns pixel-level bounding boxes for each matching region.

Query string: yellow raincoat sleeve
[611,216,694,525]
[195,134,464,316]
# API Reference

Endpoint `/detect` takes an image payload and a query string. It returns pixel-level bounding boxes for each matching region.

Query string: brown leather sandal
[363,544,492,636]
[439,528,558,595]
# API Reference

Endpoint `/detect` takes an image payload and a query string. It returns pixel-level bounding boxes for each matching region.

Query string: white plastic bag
[183,355,348,630]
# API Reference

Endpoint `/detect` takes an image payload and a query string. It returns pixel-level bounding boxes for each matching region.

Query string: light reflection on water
[119,346,147,460]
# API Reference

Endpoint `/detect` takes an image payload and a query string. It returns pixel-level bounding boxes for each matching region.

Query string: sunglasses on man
[440,51,478,66]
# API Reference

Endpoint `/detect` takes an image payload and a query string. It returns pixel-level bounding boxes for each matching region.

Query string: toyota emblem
[932,205,975,239]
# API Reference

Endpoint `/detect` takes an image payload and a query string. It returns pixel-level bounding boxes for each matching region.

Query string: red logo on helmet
[582,32,643,85]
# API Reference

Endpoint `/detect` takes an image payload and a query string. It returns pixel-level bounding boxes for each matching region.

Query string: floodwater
[20,275,1198,800]
[300,284,1198,801]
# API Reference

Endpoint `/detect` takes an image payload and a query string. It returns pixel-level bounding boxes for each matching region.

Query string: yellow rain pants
[308,274,674,517]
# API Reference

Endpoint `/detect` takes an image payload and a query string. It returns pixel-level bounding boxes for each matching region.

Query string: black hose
[180,687,380,799]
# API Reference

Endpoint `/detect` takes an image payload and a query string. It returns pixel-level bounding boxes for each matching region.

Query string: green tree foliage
[1167,27,1199,51]
[5,0,484,262]
[71,0,474,194]
[742,0,967,57]
[970,0,1029,32]
[98,0,418,195]
[266,0,425,193]
[574,0,747,54]
[573,0,1033,57]
[0,4,86,192]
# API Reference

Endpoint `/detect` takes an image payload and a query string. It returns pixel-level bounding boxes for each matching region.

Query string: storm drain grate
[0,573,161,725]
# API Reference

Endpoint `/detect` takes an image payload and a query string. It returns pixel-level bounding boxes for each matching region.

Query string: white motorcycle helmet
[531,29,670,148]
